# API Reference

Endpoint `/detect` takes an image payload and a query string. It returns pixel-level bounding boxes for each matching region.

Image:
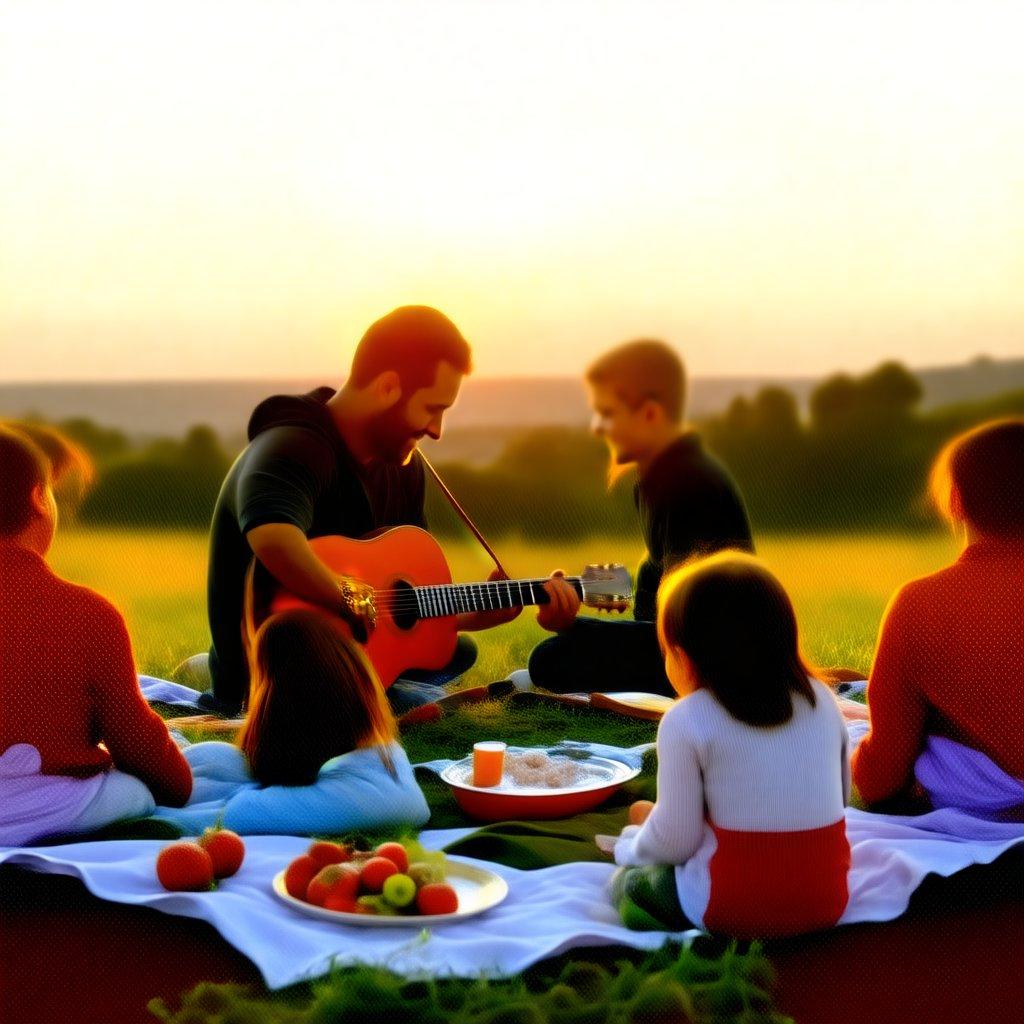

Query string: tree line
[17,362,1024,537]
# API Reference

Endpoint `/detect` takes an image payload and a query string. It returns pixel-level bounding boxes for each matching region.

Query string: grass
[48,527,959,681]
[149,941,792,1024]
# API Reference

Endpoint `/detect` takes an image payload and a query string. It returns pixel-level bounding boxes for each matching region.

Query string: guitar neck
[412,577,583,619]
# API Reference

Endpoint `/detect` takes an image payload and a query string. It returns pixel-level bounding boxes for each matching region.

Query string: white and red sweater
[615,680,851,938]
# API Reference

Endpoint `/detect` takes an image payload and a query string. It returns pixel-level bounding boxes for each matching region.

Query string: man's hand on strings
[455,568,523,632]
[537,569,582,633]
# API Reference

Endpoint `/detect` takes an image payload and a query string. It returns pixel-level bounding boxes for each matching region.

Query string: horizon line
[1,355,1017,389]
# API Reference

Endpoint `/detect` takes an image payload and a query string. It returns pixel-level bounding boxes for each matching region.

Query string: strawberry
[359,856,399,893]
[416,883,459,916]
[373,842,409,873]
[307,841,352,867]
[198,827,246,879]
[284,854,319,900]
[156,842,215,892]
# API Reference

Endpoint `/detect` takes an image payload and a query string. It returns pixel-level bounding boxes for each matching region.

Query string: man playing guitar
[195,305,579,716]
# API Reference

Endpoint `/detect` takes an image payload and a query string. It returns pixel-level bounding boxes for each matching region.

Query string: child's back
[853,540,1024,802]
[614,550,851,940]
[618,680,849,938]
[1,424,191,845]
[0,543,192,808]
[853,418,1024,808]
[152,607,429,835]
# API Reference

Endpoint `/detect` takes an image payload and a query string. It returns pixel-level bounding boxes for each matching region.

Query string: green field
[49,527,959,682]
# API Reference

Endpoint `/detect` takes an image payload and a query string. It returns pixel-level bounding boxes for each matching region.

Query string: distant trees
[703,361,1018,532]
[428,362,1021,539]
[18,362,1024,537]
[77,425,231,528]
[9,420,231,529]
[59,417,132,462]
[424,426,639,541]
[809,362,922,432]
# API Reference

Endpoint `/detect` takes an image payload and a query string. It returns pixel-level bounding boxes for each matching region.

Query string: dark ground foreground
[2,853,1021,1024]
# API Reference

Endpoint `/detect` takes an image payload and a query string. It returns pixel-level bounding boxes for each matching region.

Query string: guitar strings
[370,580,583,611]
[363,576,629,614]
[366,578,587,611]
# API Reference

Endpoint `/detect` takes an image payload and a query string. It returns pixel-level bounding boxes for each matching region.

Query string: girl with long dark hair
[155,609,428,835]
[611,551,851,939]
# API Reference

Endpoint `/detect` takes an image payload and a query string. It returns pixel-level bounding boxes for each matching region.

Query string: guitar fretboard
[412,577,584,618]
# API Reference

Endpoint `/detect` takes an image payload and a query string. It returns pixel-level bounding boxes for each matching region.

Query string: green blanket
[431,751,658,870]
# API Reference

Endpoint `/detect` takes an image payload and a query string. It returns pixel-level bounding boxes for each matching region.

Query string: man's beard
[364,404,422,465]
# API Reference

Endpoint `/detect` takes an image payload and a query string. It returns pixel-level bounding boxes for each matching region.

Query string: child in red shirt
[853,418,1024,808]
[1,425,191,844]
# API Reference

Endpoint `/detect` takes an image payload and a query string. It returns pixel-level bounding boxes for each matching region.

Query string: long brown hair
[238,608,397,786]
[657,551,816,727]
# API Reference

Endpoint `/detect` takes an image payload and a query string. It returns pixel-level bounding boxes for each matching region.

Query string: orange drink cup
[472,742,506,788]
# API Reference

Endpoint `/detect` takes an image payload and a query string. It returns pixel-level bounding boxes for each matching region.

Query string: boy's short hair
[929,417,1024,539]
[0,425,51,537]
[586,340,686,423]
[350,305,473,395]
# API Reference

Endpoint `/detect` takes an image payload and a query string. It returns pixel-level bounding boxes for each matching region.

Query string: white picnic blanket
[2,804,1021,991]
[836,720,1024,923]
[840,807,1023,924]
[2,727,1022,989]
[0,833,696,990]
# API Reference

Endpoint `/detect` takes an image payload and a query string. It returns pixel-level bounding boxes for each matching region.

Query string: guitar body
[264,525,632,691]
[268,526,458,689]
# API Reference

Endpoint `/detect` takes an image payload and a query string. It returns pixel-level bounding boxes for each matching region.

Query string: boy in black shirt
[528,340,754,696]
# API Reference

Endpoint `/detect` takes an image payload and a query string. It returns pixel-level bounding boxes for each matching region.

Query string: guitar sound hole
[390,579,419,630]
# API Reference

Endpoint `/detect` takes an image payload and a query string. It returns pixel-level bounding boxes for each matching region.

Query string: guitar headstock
[580,563,633,613]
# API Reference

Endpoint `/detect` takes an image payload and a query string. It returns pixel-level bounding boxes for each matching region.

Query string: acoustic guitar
[268,525,632,688]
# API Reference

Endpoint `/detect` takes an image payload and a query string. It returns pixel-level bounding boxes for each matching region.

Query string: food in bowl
[440,750,640,821]
[505,750,583,789]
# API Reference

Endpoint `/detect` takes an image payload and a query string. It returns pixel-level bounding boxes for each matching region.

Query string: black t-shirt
[632,432,754,621]
[206,387,426,709]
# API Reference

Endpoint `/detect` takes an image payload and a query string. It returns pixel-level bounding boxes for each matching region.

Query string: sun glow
[2,0,1022,380]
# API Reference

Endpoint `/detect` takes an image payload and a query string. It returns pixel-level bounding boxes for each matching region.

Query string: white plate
[271,857,508,926]
[440,753,639,796]
[600,691,676,713]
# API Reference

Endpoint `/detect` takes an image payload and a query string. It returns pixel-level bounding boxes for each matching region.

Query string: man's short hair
[350,306,473,394]
[586,340,686,423]
[0,425,51,537]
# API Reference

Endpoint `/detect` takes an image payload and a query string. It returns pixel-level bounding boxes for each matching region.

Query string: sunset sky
[2,1,1022,382]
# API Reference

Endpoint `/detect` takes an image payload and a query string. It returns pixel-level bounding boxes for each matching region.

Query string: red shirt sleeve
[88,599,193,807]
[851,585,930,805]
